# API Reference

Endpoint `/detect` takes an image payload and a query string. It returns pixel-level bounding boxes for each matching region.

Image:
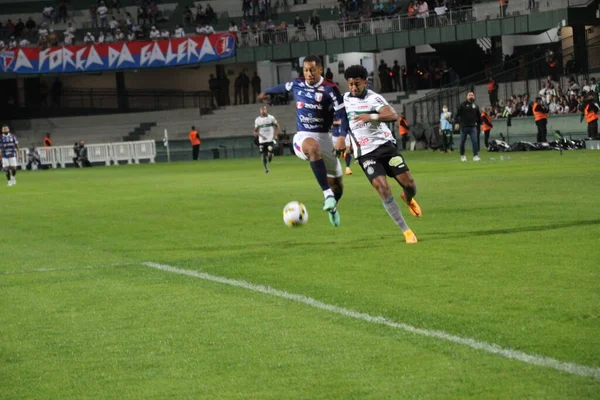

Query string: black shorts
[259,141,275,155]
[357,142,410,183]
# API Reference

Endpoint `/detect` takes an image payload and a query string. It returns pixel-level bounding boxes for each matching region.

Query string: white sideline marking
[144,261,600,380]
[0,263,127,275]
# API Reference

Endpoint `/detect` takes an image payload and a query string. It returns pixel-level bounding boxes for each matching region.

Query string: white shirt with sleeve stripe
[254,114,278,143]
[343,89,396,159]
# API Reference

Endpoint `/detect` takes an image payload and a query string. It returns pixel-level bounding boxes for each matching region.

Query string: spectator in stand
[567,77,580,96]
[310,10,321,40]
[240,20,250,45]
[8,36,17,49]
[14,19,24,38]
[97,31,105,44]
[127,29,135,42]
[294,15,306,39]
[325,67,334,80]
[243,0,251,20]
[115,29,124,41]
[64,30,74,45]
[372,0,384,18]
[66,22,75,35]
[25,17,36,37]
[98,2,109,29]
[0,40,6,50]
[58,1,68,23]
[43,5,54,23]
[149,2,158,25]
[183,6,192,27]
[47,29,57,46]
[161,29,170,39]
[126,12,133,30]
[90,5,98,28]
[84,32,95,44]
[109,16,119,32]
[205,4,216,23]
[105,31,114,43]
[149,26,160,40]
[112,0,121,14]
[590,77,599,93]
[38,24,49,40]
[582,79,591,94]
[19,37,30,47]
[174,25,185,38]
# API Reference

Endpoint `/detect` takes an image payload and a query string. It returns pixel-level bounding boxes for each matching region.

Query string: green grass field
[1,150,599,399]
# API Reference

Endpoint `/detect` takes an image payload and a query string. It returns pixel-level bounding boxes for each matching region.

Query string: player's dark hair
[192,125,195,130]
[344,65,368,81]
[303,55,322,66]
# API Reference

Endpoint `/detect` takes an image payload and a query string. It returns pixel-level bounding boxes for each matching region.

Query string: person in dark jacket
[455,91,481,162]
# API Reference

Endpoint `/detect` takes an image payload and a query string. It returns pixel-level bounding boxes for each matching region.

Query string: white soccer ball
[283,201,309,227]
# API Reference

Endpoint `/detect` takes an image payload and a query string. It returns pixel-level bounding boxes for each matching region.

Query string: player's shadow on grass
[427,219,600,240]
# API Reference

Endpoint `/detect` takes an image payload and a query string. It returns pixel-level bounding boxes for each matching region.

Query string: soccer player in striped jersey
[342,65,421,244]
[254,106,280,174]
[1,125,19,186]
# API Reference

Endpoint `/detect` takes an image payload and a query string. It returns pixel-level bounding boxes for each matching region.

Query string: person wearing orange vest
[583,95,599,140]
[43,133,52,147]
[488,78,498,107]
[189,126,201,160]
[480,107,493,149]
[397,112,410,151]
[532,97,549,143]
[499,0,508,18]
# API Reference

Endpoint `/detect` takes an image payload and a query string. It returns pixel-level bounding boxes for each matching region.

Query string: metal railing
[406,43,599,128]
[236,7,476,47]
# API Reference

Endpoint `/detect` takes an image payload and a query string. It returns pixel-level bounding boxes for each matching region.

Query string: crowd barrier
[17,140,156,169]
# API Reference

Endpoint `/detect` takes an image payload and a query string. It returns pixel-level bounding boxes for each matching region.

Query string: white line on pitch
[143,261,600,380]
[0,263,128,275]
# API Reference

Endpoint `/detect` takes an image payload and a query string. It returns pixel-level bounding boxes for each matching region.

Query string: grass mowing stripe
[0,263,129,275]
[143,261,600,381]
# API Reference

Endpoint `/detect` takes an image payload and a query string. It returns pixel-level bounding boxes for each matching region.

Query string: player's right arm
[257,81,293,103]
[253,118,259,137]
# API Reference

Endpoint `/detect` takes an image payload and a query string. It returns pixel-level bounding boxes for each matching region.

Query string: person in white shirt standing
[97,1,109,29]
[254,106,280,174]
[342,64,420,244]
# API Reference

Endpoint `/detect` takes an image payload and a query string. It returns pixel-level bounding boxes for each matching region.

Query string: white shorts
[2,157,17,168]
[293,131,342,178]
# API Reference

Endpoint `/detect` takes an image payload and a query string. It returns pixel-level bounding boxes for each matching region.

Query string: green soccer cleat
[322,196,337,212]
[328,208,340,227]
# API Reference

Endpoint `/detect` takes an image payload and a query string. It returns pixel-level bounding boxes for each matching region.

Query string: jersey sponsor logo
[299,115,324,123]
[357,137,370,146]
[297,102,322,110]
[362,159,376,169]
[388,155,405,167]
[315,93,323,102]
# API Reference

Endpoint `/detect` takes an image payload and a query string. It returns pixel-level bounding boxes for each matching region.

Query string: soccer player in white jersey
[343,65,421,244]
[1,125,19,186]
[254,106,280,174]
